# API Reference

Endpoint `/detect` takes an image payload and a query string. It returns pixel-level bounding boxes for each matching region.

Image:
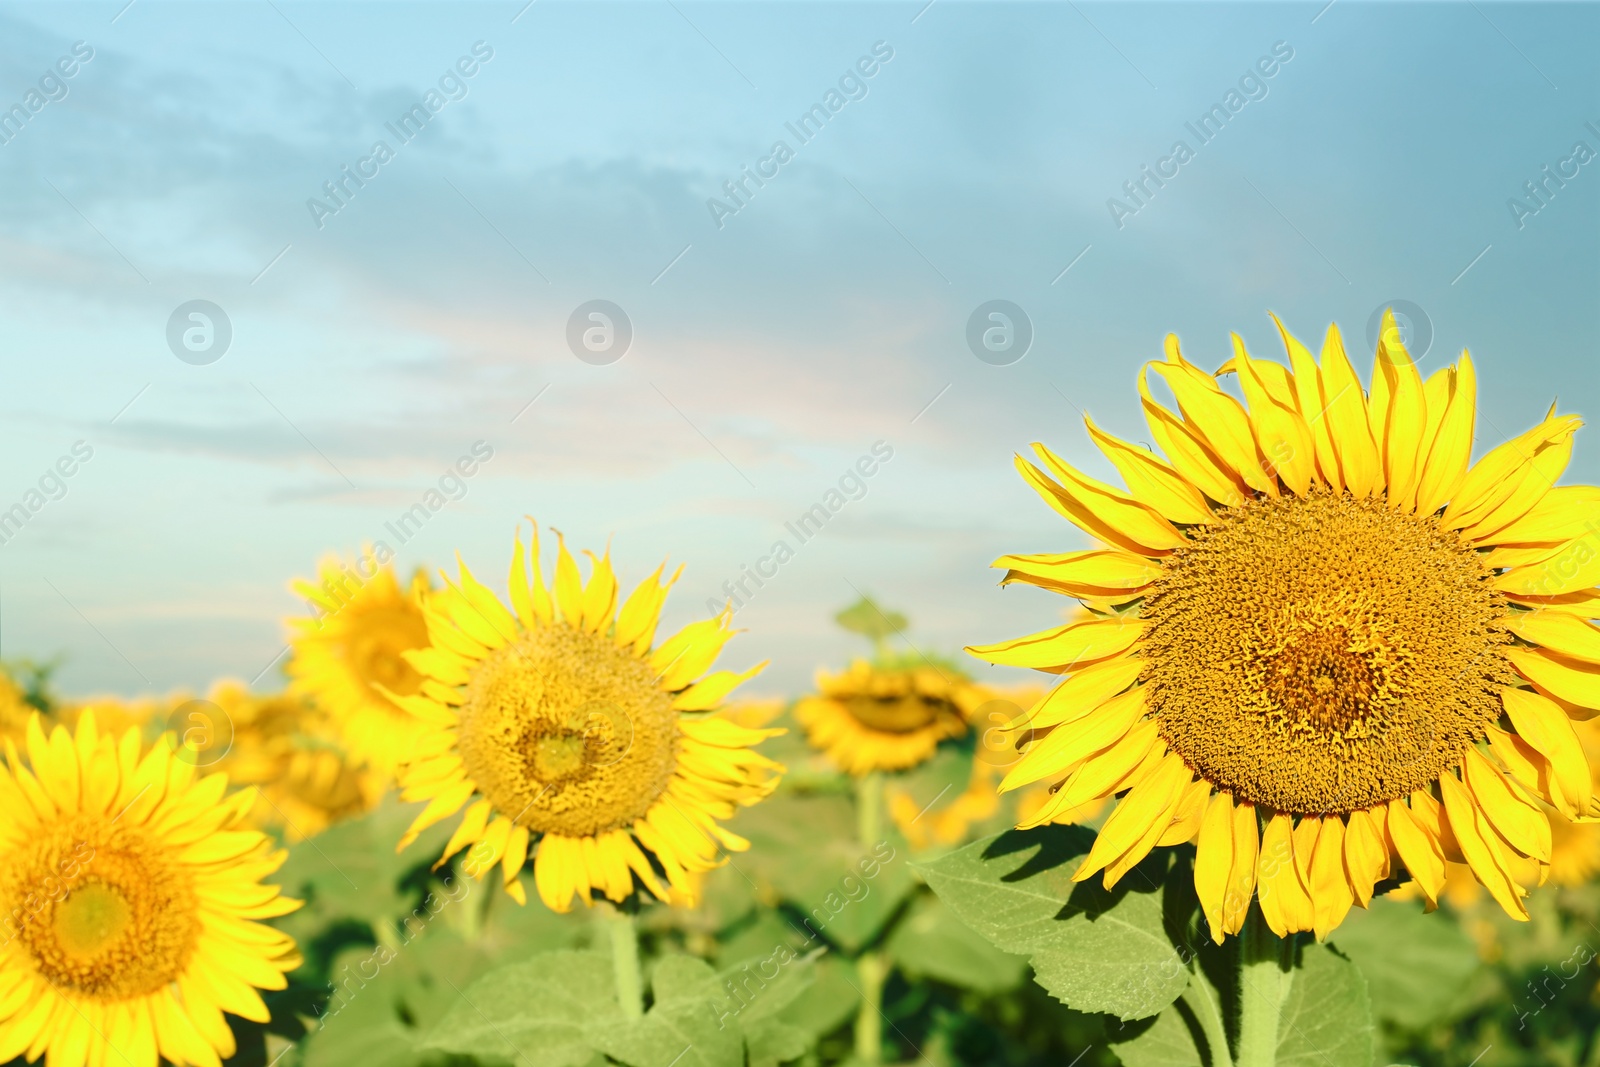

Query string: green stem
[856,771,883,848]
[1235,909,1294,1067]
[854,950,886,1064]
[603,905,643,1020]
[853,771,886,1063]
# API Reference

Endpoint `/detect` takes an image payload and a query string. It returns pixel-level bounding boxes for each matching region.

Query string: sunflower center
[4,816,200,998]
[844,693,950,734]
[347,606,428,697]
[1141,490,1514,815]
[455,623,678,837]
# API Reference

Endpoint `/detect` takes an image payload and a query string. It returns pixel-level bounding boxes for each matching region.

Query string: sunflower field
[6,317,1600,1067]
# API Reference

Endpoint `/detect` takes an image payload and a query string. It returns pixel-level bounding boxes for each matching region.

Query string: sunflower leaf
[422,949,623,1066]
[1327,895,1478,1030]
[916,825,1189,1020]
[1109,1003,1207,1067]
[885,892,1027,993]
[1274,943,1374,1067]
[596,955,743,1067]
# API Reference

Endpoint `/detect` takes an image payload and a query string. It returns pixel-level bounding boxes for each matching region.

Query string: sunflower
[286,550,433,781]
[795,658,992,776]
[0,711,301,1067]
[204,682,382,841]
[972,311,1600,943]
[0,669,35,744]
[390,524,785,912]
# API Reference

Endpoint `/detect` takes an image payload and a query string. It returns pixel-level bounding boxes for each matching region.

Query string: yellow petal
[1194,792,1234,943]
[1072,752,1191,886]
[580,548,619,634]
[968,615,1142,672]
[1257,812,1312,937]
[1501,686,1593,817]
[1026,656,1146,730]
[1138,369,1247,507]
[552,530,583,623]
[1084,415,1216,524]
[672,662,767,711]
[1026,445,1187,553]
[1474,485,1600,546]
[1309,815,1353,941]
[1228,334,1315,495]
[1270,313,1342,488]
[1442,414,1582,530]
[1439,773,1528,920]
[995,548,1163,600]
[1315,323,1380,498]
[1368,309,1427,511]
[1342,808,1387,908]
[1148,341,1276,496]
[1001,687,1147,790]
[1461,747,1551,862]
[1386,798,1444,906]
[1505,611,1600,665]
[1414,353,1478,515]
[1224,798,1259,937]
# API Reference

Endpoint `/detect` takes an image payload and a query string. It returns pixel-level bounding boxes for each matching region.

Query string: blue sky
[0,1,1596,699]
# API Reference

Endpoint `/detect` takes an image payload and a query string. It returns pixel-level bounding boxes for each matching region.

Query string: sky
[0,0,1595,700]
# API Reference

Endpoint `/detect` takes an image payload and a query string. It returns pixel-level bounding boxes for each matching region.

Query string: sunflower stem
[856,771,883,848]
[602,904,644,1020]
[854,950,887,1064]
[853,771,886,1063]
[1235,908,1294,1067]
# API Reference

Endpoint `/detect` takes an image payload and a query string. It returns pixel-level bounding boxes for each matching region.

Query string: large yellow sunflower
[973,312,1600,943]
[0,711,301,1067]
[286,550,433,780]
[795,659,992,775]
[390,524,785,912]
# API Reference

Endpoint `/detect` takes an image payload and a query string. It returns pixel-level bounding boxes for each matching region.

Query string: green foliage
[833,596,906,645]
[1273,944,1373,1067]
[917,826,1189,1021]
[1328,897,1478,1031]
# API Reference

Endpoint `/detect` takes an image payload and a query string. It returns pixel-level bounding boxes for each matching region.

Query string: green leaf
[276,794,458,946]
[731,791,916,952]
[835,596,907,642]
[916,826,1188,1020]
[1110,1005,1206,1067]
[1275,943,1374,1067]
[599,955,744,1067]
[1329,896,1478,1030]
[424,949,623,1066]
[886,892,1027,994]
[766,954,860,1046]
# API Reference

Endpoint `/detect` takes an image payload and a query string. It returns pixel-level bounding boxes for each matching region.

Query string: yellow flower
[204,682,382,841]
[286,550,433,781]
[795,659,991,775]
[974,312,1600,943]
[392,524,784,912]
[0,669,34,744]
[0,711,301,1067]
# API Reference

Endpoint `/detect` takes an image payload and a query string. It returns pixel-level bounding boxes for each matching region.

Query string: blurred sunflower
[0,668,34,744]
[0,711,301,1067]
[973,312,1600,943]
[205,682,382,841]
[286,550,433,780]
[796,658,990,776]
[53,695,160,739]
[391,524,785,912]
